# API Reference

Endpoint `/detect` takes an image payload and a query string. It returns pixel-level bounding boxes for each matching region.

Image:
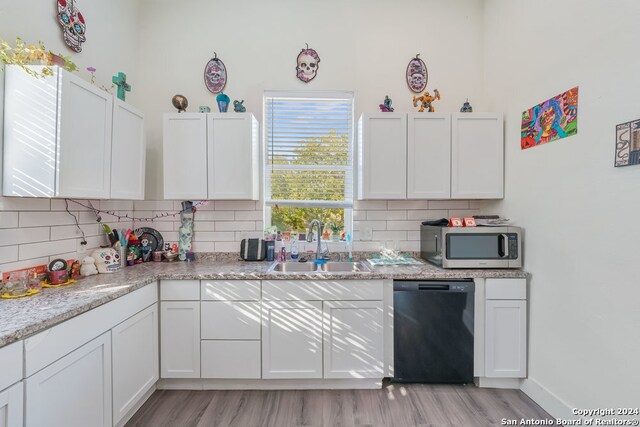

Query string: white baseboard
[475,377,523,389]
[158,378,383,390]
[520,377,575,420]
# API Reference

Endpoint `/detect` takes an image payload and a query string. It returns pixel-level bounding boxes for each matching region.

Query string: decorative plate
[133,227,164,252]
[204,53,227,94]
[406,54,428,93]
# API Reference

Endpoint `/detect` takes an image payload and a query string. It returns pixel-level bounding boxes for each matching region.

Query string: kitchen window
[263,91,354,237]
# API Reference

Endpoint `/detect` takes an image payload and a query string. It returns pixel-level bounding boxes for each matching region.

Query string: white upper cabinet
[407,113,451,199]
[111,99,146,199]
[207,113,259,200]
[163,113,259,200]
[358,113,407,199]
[3,65,113,198]
[163,113,208,200]
[358,112,503,200]
[451,113,504,199]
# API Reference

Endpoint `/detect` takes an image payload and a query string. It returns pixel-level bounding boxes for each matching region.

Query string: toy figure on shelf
[413,89,441,112]
[233,100,246,112]
[379,95,394,112]
[141,238,152,262]
[80,256,97,276]
[460,99,473,112]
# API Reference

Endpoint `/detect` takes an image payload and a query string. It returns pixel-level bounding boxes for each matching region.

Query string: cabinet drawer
[486,279,526,300]
[201,341,261,379]
[201,280,260,301]
[201,302,261,340]
[160,280,200,300]
[0,341,23,391]
[262,280,383,301]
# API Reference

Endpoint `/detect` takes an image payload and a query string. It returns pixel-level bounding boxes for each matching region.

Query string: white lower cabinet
[25,332,112,427]
[484,278,527,378]
[160,301,200,378]
[0,382,23,427]
[323,301,384,379]
[112,304,159,425]
[262,301,323,379]
[201,341,261,379]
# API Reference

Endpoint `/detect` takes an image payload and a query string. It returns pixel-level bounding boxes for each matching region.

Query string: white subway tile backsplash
[429,200,470,209]
[407,230,421,241]
[193,231,235,242]
[50,199,96,211]
[407,209,448,220]
[366,210,406,221]
[448,209,480,218]
[353,221,386,231]
[387,200,429,210]
[99,200,134,211]
[20,212,76,227]
[0,212,19,228]
[0,246,19,264]
[191,241,215,252]
[0,227,50,246]
[78,235,109,253]
[353,210,366,221]
[195,211,235,221]
[134,200,175,211]
[353,200,387,210]
[234,210,263,221]
[353,241,383,252]
[192,221,216,232]
[0,257,49,275]
[386,220,421,231]
[371,230,408,241]
[19,239,76,260]
[215,221,255,232]
[50,224,101,241]
[236,231,263,241]
[215,201,256,211]
[0,197,50,211]
[397,241,420,251]
[214,241,240,252]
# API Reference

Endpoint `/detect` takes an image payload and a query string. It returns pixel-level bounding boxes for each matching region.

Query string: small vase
[331,233,340,242]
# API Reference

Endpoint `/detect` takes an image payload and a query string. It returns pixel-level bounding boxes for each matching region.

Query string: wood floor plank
[127,384,553,427]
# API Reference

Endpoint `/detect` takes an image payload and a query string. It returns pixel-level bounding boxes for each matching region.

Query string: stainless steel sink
[268,261,369,273]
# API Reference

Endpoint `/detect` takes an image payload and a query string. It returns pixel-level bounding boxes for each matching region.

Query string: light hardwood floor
[125,383,554,426]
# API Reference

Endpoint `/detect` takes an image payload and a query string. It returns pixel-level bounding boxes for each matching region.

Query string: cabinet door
[25,332,112,427]
[111,99,146,199]
[112,304,158,425]
[323,301,384,379]
[163,114,208,199]
[485,300,527,378]
[201,341,261,379]
[358,113,407,199]
[262,301,323,379]
[0,381,23,427]
[160,301,200,378]
[451,113,504,199]
[407,113,451,199]
[208,114,259,200]
[57,70,113,199]
[201,301,261,340]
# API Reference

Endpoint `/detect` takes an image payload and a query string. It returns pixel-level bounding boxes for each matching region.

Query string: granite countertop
[0,255,527,348]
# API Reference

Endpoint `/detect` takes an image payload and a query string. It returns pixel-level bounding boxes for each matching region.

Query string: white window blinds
[264,92,354,208]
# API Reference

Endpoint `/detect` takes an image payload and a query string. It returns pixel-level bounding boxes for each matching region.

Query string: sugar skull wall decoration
[406,54,428,93]
[56,0,86,53]
[204,52,227,94]
[296,44,320,83]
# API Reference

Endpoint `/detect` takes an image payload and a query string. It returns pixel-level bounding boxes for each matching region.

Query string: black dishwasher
[393,280,474,383]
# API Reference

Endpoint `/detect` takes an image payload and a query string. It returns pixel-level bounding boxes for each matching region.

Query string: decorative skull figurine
[296,47,320,83]
[90,248,120,273]
[57,0,86,53]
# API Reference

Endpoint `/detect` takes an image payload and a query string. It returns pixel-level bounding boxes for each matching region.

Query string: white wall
[138,0,486,199]
[0,0,142,270]
[482,0,640,416]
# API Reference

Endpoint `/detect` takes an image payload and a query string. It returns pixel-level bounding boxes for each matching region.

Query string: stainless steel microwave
[420,225,522,269]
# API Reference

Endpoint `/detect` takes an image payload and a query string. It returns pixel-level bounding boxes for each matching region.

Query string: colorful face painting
[57,0,86,53]
[406,55,428,93]
[521,87,579,150]
[204,54,227,94]
[614,119,640,167]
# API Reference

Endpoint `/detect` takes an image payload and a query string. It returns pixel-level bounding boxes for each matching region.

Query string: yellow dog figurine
[413,89,441,112]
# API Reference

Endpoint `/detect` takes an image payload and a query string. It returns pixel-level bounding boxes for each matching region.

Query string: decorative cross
[112,72,131,101]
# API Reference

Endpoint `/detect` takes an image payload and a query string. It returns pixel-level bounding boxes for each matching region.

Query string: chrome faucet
[307,219,329,260]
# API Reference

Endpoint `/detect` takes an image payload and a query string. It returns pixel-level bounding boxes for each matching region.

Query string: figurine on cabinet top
[460,99,473,113]
[233,100,246,113]
[216,93,230,112]
[379,95,394,112]
[413,89,441,112]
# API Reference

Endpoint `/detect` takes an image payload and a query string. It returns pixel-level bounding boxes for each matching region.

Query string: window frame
[262,90,355,236]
